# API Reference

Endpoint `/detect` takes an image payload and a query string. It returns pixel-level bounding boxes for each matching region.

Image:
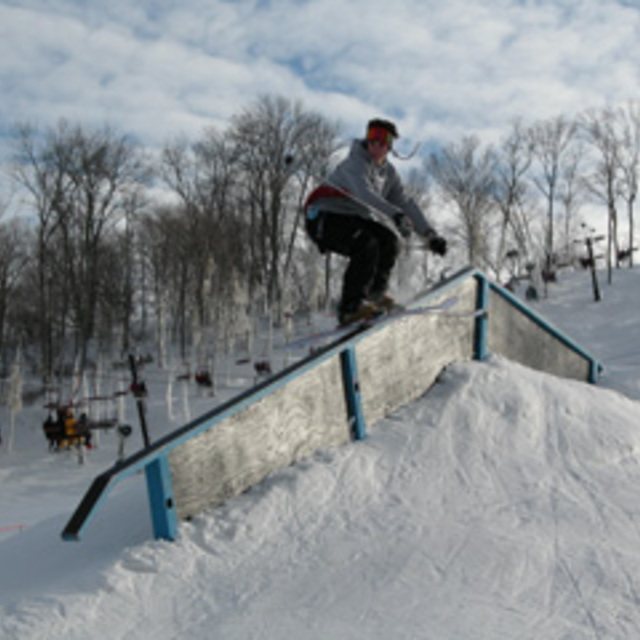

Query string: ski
[288,295,461,350]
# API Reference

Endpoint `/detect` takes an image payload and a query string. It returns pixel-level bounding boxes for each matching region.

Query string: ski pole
[128,354,151,449]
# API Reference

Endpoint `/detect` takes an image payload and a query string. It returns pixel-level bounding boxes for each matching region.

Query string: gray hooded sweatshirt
[306,139,436,239]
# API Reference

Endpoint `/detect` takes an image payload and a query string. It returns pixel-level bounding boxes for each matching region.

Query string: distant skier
[304,118,447,325]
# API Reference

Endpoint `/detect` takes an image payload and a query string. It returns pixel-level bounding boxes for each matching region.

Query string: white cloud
[0,0,639,159]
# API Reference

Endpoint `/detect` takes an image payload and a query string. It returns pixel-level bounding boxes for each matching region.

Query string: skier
[304,118,447,326]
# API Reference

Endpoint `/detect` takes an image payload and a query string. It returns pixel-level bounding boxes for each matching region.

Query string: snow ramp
[62,266,601,543]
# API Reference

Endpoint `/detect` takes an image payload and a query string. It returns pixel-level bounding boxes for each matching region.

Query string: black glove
[393,213,412,238]
[428,235,447,256]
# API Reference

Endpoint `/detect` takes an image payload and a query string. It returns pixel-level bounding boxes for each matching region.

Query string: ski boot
[338,300,381,327]
[370,292,404,314]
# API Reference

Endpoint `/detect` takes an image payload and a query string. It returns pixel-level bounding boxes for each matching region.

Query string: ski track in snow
[3,269,640,638]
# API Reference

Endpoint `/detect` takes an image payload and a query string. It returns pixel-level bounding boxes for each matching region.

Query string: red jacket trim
[304,184,349,211]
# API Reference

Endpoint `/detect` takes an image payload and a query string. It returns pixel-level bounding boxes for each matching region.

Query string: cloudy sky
[1,0,639,161]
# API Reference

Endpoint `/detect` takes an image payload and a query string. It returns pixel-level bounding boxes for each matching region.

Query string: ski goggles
[366,126,394,148]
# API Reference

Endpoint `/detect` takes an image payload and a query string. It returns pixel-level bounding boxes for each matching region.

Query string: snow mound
[3,355,640,639]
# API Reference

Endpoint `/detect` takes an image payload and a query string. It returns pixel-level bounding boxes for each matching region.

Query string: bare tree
[57,123,148,369]
[138,207,176,364]
[142,205,196,361]
[529,115,577,282]
[579,107,621,283]
[10,120,148,374]
[11,123,70,377]
[161,130,245,332]
[0,214,28,368]
[229,95,339,317]
[97,186,149,356]
[556,142,585,264]
[427,135,498,271]
[280,117,339,291]
[493,119,535,278]
[615,101,640,267]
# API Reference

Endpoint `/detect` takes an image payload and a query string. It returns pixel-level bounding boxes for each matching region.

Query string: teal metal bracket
[145,454,178,541]
[340,346,367,440]
[474,274,490,361]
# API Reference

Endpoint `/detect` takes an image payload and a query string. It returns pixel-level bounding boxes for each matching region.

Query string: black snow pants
[306,212,399,314]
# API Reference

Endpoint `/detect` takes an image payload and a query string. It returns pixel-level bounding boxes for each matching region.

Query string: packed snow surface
[2,268,640,639]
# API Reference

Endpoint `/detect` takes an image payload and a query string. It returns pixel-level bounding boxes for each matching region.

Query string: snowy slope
[2,268,640,639]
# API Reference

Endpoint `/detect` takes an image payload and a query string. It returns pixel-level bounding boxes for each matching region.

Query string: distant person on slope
[304,118,447,326]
